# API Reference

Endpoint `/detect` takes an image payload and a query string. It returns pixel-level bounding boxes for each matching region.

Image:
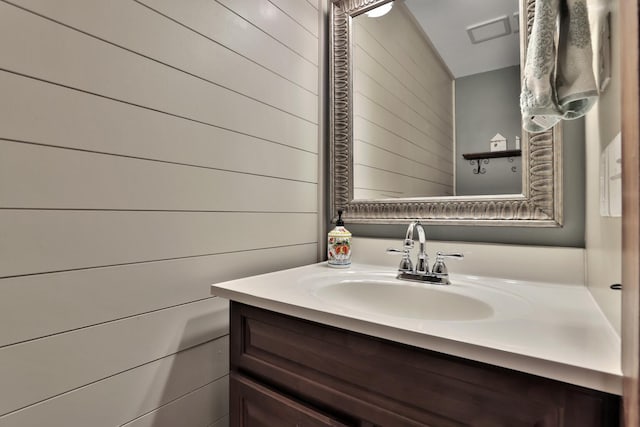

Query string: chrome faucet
[387,221,463,285]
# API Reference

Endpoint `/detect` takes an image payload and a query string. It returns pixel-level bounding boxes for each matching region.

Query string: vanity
[228,303,617,426]
[211,239,622,426]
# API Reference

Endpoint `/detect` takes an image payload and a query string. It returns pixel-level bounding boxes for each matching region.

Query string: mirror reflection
[352,0,522,199]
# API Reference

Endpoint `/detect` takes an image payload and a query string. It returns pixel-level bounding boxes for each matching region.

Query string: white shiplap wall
[0,0,321,425]
[353,2,454,199]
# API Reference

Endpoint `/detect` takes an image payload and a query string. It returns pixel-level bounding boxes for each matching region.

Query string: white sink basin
[314,281,494,321]
[306,272,529,322]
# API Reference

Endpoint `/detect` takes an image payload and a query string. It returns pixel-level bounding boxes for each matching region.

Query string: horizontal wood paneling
[355,68,452,145]
[353,45,451,136]
[121,377,229,427]
[139,0,318,93]
[354,93,451,163]
[353,24,452,133]
[0,2,317,152]
[0,141,317,211]
[354,6,452,123]
[353,163,453,197]
[0,72,317,182]
[354,117,453,174]
[0,244,316,348]
[362,6,453,109]
[395,14,450,87]
[354,164,454,197]
[269,0,319,36]
[0,298,228,416]
[354,44,453,151]
[0,338,228,426]
[0,0,320,422]
[355,140,453,183]
[351,188,404,199]
[8,0,317,123]
[217,0,318,65]
[0,210,317,277]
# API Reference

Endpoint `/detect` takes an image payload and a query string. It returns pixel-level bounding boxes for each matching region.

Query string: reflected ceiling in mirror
[352,0,524,199]
[329,0,563,225]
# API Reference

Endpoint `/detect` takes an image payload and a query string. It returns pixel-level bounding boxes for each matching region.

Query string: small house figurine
[490,133,507,152]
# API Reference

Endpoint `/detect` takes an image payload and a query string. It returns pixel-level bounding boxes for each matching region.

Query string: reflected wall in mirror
[330,0,563,225]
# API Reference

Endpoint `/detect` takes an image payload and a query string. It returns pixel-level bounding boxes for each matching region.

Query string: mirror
[330,0,563,225]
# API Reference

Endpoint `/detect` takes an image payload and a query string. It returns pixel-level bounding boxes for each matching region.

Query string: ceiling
[404,0,521,78]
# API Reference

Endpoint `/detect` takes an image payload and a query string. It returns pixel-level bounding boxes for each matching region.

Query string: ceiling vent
[466,15,511,44]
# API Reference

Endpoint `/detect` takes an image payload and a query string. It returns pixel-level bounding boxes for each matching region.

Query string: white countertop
[211,261,622,395]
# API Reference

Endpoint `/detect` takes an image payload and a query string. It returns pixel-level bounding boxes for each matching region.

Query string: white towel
[520,0,598,132]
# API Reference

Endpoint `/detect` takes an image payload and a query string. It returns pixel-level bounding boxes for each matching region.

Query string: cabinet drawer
[231,302,619,426]
[230,373,351,427]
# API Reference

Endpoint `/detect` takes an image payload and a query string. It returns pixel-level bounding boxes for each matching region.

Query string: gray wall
[455,66,522,195]
[343,117,586,248]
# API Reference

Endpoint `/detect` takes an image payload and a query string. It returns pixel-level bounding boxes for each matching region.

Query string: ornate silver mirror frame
[329,0,563,226]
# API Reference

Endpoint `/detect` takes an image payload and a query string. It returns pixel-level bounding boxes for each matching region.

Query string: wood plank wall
[0,0,321,425]
[352,2,454,199]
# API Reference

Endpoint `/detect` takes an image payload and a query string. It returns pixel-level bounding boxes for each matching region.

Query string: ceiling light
[365,2,393,18]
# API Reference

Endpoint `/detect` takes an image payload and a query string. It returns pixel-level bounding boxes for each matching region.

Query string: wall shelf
[462,149,522,160]
[462,150,521,174]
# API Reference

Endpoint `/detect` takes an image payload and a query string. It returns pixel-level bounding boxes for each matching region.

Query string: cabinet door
[230,373,351,427]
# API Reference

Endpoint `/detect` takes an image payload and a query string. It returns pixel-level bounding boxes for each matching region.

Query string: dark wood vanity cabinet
[229,302,620,427]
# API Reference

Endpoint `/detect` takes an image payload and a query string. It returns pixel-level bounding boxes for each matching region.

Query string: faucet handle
[436,252,464,259]
[432,252,463,275]
[385,248,413,272]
